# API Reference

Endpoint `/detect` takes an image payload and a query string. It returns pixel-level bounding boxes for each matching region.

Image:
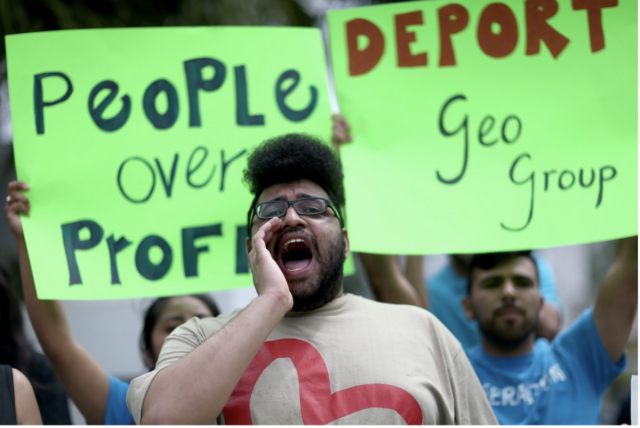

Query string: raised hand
[248,217,293,311]
[593,235,639,363]
[5,181,30,238]
[618,236,638,261]
[331,114,353,153]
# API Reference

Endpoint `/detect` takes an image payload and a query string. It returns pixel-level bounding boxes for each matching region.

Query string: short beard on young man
[476,310,540,350]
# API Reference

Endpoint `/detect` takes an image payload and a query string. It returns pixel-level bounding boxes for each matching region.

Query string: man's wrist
[257,290,292,315]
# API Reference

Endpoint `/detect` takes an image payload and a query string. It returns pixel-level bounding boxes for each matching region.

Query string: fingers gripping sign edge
[5,181,31,238]
[6,182,31,215]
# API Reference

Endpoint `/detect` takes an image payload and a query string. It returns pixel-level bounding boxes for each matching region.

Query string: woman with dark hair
[0,263,71,424]
[5,181,220,425]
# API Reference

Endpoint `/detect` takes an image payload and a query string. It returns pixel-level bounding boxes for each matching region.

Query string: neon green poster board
[7,27,354,300]
[328,0,637,254]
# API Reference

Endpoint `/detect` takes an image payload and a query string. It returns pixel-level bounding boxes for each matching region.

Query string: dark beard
[285,231,345,312]
[478,324,535,350]
[475,306,539,350]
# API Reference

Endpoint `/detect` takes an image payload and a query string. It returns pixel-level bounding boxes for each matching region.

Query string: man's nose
[281,205,307,228]
[501,281,516,301]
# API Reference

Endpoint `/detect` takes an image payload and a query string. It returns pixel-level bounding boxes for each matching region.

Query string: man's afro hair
[243,133,345,208]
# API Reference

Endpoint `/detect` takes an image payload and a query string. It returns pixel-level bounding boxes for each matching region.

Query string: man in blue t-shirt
[461,238,636,425]
[428,253,562,349]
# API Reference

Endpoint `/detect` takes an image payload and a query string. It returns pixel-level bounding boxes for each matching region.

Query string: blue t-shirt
[104,374,134,425]
[427,254,562,349]
[466,308,626,425]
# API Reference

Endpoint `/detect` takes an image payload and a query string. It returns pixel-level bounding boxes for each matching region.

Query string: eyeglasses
[249,197,343,227]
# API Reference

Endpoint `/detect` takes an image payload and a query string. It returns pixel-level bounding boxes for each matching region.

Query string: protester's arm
[5,181,111,425]
[592,236,638,362]
[360,253,425,308]
[138,217,293,424]
[404,255,428,308]
[13,369,43,425]
[534,255,562,340]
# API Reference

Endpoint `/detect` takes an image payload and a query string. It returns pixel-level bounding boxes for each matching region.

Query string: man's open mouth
[281,238,313,272]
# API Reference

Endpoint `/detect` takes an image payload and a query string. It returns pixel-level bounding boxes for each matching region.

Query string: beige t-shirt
[127,294,497,425]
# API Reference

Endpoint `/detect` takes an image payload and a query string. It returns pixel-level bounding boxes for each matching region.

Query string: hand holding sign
[5,181,31,237]
[331,114,353,153]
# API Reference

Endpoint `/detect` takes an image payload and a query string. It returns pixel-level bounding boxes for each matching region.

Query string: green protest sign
[328,0,637,254]
[7,27,354,300]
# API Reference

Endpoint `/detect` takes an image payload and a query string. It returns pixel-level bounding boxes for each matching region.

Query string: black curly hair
[243,133,345,234]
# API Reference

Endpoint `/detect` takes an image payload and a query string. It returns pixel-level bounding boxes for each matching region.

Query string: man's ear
[143,346,155,370]
[342,228,350,260]
[462,296,475,321]
[245,237,252,257]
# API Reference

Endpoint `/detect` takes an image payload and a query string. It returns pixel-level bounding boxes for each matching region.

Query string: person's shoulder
[12,369,42,425]
[549,307,596,351]
[464,344,483,360]
[350,293,428,316]
[174,308,244,339]
[11,369,33,400]
[11,368,27,387]
[554,307,594,336]
[11,368,28,398]
[353,296,462,343]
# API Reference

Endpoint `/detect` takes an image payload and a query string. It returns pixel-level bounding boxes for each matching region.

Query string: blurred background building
[0,0,636,424]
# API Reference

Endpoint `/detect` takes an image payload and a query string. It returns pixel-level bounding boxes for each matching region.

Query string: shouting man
[462,240,637,424]
[126,134,497,424]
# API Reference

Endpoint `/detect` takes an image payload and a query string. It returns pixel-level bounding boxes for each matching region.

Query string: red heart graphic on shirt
[222,339,422,425]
